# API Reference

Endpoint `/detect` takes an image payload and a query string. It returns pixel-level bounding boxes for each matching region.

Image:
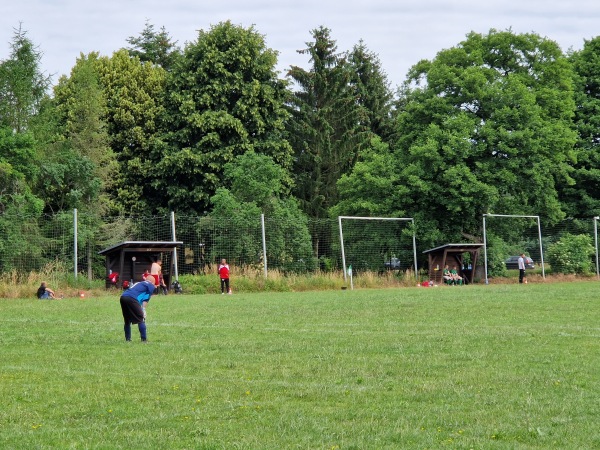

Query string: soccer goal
[482,213,546,284]
[337,216,418,282]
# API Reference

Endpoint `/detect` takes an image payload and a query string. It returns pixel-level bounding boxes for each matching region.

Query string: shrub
[546,233,594,275]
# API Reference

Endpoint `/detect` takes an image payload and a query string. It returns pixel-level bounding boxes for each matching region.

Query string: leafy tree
[208,152,314,272]
[385,29,577,247]
[561,37,600,217]
[39,53,117,277]
[333,137,399,217]
[159,21,292,213]
[95,49,167,214]
[0,25,50,132]
[0,125,38,182]
[286,26,371,222]
[51,53,114,214]
[126,21,180,70]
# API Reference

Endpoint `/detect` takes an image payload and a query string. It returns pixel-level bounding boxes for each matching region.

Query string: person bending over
[119,275,156,342]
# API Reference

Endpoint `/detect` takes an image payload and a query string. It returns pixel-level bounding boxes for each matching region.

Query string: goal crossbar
[338,216,418,281]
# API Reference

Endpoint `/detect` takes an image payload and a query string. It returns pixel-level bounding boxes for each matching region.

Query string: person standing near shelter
[119,275,156,342]
[150,259,162,288]
[518,253,528,284]
[218,259,231,294]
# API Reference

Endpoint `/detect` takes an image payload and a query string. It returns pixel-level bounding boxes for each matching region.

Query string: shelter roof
[422,243,484,254]
[98,241,183,255]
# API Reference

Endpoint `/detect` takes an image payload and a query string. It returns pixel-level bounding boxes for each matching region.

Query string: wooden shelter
[98,241,182,288]
[422,243,484,285]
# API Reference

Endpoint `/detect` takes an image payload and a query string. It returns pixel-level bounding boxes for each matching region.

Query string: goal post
[338,216,418,282]
[482,213,545,284]
[595,216,600,279]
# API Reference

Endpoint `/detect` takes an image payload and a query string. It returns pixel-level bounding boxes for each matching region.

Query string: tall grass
[0,261,105,299]
[178,268,418,295]
[1,282,600,448]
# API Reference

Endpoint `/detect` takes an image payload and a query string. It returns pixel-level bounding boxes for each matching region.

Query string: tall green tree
[0,25,50,132]
[286,27,371,223]
[158,21,292,213]
[96,49,167,214]
[51,53,114,214]
[339,29,577,247]
[561,37,600,217]
[0,25,48,272]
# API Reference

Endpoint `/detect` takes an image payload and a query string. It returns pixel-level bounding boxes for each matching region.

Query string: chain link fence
[0,211,598,280]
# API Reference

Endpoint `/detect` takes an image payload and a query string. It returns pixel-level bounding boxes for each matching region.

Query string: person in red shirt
[218,259,231,294]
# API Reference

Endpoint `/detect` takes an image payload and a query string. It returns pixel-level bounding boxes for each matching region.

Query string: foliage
[286,26,371,222]
[95,49,167,214]
[333,136,399,217]
[51,53,114,214]
[159,21,292,213]
[0,25,51,132]
[207,152,315,272]
[347,40,395,140]
[485,233,510,277]
[388,29,577,245]
[125,20,180,70]
[561,37,600,217]
[546,233,594,274]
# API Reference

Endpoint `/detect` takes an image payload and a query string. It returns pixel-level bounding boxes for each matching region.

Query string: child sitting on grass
[37,282,56,299]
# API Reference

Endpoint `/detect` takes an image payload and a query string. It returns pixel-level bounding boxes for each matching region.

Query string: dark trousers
[519,269,525,283]
[221,278,230,293]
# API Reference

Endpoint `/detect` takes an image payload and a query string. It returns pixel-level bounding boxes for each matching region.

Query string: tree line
[1,21,599,268]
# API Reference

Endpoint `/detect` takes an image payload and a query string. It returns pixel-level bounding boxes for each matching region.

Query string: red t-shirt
[218,264,230,279]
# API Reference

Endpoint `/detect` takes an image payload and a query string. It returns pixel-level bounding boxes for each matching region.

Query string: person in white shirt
[517,253,528,284]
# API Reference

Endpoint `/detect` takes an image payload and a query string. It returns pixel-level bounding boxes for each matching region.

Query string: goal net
[337,216,417,281]
[482,213,545,283]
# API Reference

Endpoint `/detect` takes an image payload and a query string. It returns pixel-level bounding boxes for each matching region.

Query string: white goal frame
[338,216,418,282]
[482,213,545,284]
[595,216,600,279]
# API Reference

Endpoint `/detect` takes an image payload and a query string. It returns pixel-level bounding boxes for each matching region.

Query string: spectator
[518,253,528,284]
[451,266,464,285]
[108,270,119,287]
[218,259,231,294]
[150,259,162,288]
[442,265,454,285]
[37,282,56,299]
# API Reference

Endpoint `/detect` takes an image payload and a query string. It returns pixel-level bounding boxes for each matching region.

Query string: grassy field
[1,282,600,449]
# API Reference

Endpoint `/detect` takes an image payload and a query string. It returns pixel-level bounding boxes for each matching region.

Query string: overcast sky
[2,0,599,88]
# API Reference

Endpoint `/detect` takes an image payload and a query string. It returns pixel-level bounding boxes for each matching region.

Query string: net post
[482,214,489,285]
[338,216,347,282]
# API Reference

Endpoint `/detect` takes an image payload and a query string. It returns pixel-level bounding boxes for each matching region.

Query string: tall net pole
[594,216,599,279]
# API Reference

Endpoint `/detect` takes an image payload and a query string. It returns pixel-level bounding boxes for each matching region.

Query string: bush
[546,233,594,275]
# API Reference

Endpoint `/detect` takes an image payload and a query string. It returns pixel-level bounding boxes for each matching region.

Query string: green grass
[2,283,600,449]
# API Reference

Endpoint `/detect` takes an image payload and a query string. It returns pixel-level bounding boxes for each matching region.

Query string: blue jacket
[122,280,156,305]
